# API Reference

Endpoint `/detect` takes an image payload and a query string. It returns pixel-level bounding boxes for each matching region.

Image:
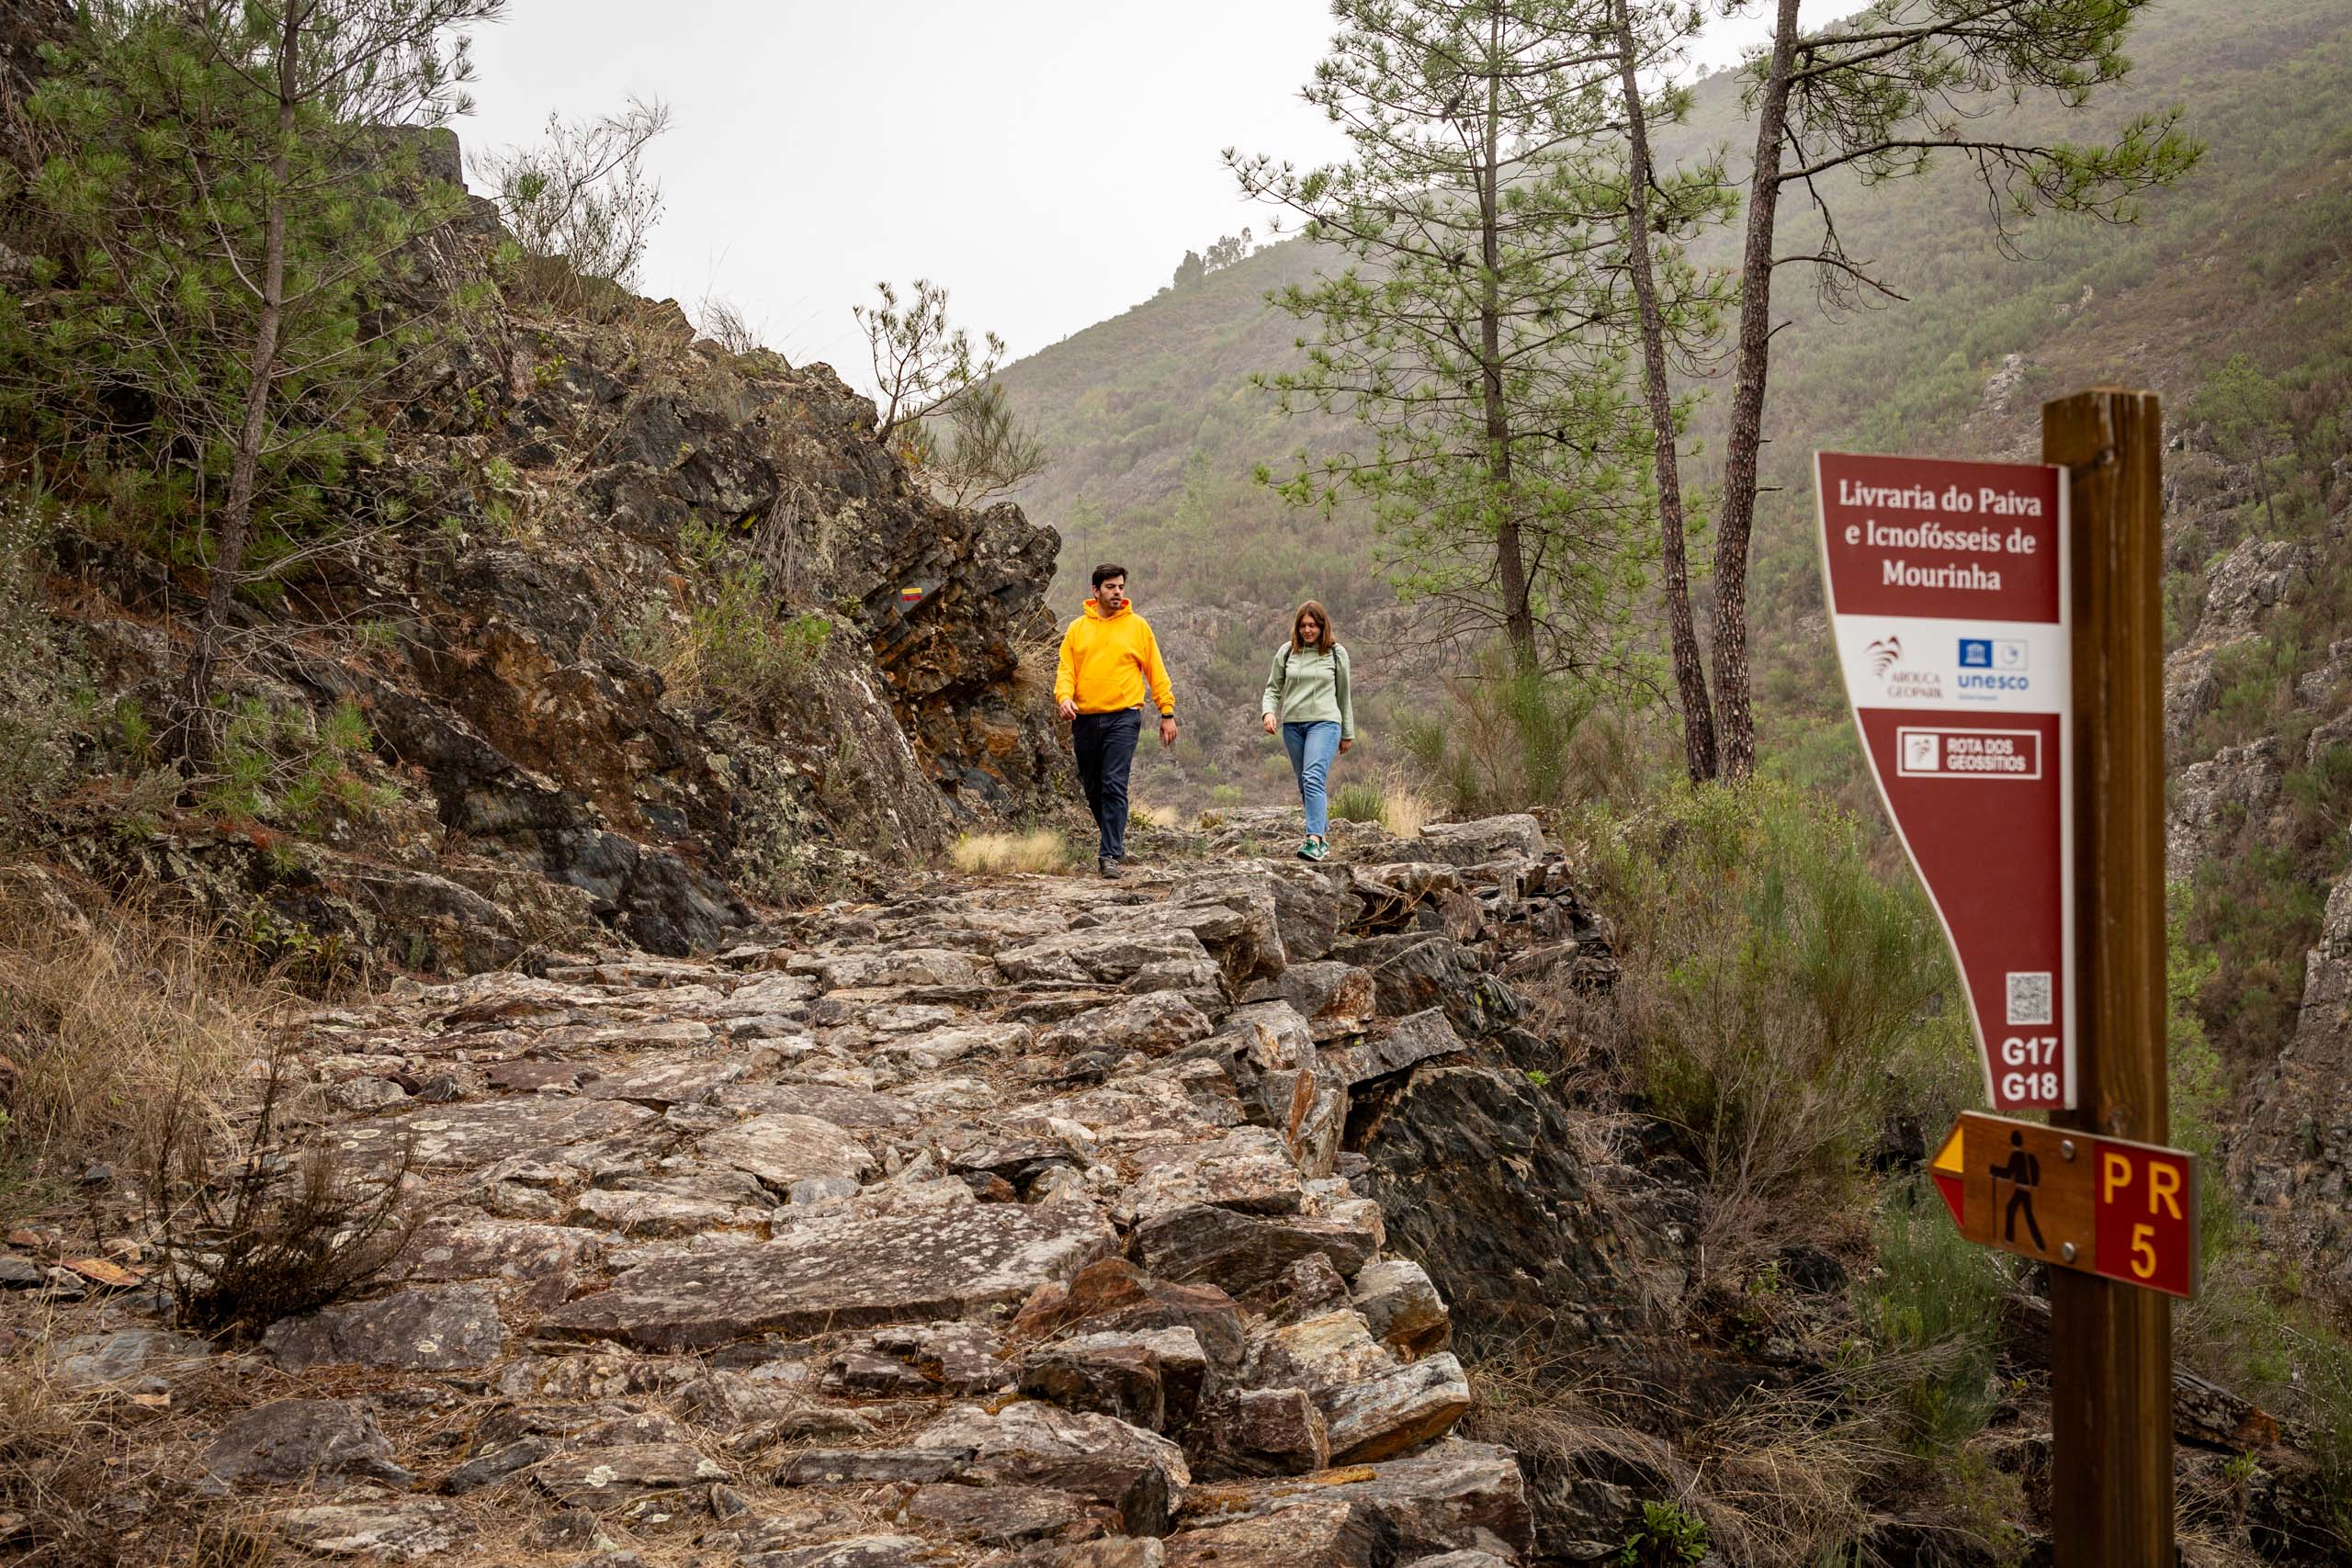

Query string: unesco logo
[1959,637,2028,671]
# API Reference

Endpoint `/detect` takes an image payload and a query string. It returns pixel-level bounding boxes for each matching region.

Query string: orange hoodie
[1055,598,1176,716]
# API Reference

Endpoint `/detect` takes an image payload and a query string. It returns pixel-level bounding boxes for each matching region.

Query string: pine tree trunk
[185,7,299,746]
[1612,0,1715,782]
[1708,0,1802,783]
[1481,5,1536,672]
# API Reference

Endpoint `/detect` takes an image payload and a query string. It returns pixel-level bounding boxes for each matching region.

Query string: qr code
[2006,971,2052,1026]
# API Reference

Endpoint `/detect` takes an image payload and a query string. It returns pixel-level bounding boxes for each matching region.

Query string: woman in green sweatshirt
[1261,600,1354,861]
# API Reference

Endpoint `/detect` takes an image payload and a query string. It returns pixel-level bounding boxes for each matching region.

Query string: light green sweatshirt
[1261,642,1354,739]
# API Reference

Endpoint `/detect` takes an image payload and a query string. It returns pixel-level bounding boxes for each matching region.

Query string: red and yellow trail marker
[1928,1111,2199,1299]
[900,585,925,605]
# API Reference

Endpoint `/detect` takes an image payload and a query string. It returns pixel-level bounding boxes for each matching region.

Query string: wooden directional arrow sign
[1931,1111,2199,1298]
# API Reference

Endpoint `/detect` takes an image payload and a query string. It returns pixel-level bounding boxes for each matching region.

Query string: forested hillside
[998,0,2346,673]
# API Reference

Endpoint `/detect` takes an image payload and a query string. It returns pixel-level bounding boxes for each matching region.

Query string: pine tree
[5,0,503,750]
[1230,0,1665,679]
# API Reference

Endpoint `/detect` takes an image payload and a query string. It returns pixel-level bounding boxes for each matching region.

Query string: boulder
[1164,1497,1397,1566]
[1253,961,1377,1042]
[1352,1258,1451,1357]
[1414,816,1545,866]
[1010,1258,1247,1373]
[696,1111,876,1190]
[1161,883,1288,986]
[1019,1325,1209,1433]
[331,1099,650,1168]
[1181,1442,1531,1562]
[399,1219,606,1306]
[1321,1010,1468,1088]
[899,1483,1118,1547]
[1192,1387,1331,1479]
[740,1533,953,1567]
[1322,1354,1475,1463]
[1178,1003,1341,1175]
[999,929,1216,987]
[1117,1129,1306,1222]
[999,1540,1166,1568]
[567,1189,767,1237]
[48,1327,210,1395]
[820,1321,1010,1398]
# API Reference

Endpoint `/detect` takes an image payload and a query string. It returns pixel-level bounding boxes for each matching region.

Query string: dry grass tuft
[1010,631,1062,705]
[1462,1332,2025,1568]
[1379,780,1430,839]
[949,829,1078,875]
[0,874,281,1180]
[1127,801,1175,830]
[0,1325,274,1565]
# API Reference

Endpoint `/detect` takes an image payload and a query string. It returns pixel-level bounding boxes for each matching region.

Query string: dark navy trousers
[1071,706,1143,861]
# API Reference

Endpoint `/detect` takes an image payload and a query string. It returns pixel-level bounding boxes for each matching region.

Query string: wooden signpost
[1819,389,2180,1565]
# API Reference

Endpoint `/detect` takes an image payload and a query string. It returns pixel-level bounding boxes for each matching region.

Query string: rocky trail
[5,810,1643,1567]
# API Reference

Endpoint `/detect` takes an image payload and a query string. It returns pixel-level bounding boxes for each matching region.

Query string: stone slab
[542,1203,1119,1349]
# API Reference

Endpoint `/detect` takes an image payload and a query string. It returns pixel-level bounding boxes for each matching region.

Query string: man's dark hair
[1091,563,1128,589]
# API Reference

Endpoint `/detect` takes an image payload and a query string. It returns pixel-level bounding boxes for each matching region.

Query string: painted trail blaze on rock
[1816,450,2076,1111]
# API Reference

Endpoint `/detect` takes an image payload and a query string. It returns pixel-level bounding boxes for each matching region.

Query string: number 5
[2131,1223,2157,1280]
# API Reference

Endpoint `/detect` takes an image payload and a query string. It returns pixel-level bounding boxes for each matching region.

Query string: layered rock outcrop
[9,104,1065,967]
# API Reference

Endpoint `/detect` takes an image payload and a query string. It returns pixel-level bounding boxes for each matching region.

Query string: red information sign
[1817,452,2075,1111]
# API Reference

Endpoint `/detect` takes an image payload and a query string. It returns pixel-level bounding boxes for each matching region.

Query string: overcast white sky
[457,2,1842,396]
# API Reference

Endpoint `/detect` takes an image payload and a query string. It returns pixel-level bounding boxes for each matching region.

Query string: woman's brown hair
[1291,601,1335,653]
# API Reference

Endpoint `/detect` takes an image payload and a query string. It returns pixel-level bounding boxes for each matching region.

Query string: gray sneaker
[1099,856,1123,880]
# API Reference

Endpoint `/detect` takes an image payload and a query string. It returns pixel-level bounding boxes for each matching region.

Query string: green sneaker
[1295,838,1317,861]
[1303,836,1329,862]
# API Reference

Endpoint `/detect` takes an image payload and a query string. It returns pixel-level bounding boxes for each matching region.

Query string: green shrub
[1401,648,1644,817]
[1618,1500,1710,1566]
[629,525,834,721]
[1331,780,1387,823]
[197,695,387,829]
[1590,779,1974,1232]
[1867,1181,2012,1452]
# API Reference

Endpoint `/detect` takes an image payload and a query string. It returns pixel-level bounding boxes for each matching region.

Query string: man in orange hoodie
[1054,563,1178,878]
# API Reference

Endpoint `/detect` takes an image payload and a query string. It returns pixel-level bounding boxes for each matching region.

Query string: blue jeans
[1071,707,1142,861]
[1283,720,1341,839]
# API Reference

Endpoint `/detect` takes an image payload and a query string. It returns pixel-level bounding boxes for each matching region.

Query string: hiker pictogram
[1990,1129,2046,1249]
